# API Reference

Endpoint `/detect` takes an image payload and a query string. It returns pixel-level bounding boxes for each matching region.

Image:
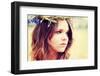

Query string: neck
[46,50,57,60]
[46,49,64,60]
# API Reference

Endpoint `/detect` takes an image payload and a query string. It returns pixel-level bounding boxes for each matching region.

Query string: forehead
[57,20,69,31]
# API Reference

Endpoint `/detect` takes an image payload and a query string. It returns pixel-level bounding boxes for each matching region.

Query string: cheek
[48,35,60,50]
[50,34,60,44]
[48,34,69,52]
[51,34,69,43]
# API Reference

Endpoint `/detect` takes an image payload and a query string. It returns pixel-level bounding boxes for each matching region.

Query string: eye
[55,30,62,34]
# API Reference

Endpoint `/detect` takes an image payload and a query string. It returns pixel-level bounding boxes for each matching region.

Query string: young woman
[31,16,73,60]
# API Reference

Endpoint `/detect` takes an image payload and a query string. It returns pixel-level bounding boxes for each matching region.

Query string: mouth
[60,43,67,46]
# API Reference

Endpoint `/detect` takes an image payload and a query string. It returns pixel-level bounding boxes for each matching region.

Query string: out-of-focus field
[28,16,88,60]
[28,26,35,61]
[69,29,88,59]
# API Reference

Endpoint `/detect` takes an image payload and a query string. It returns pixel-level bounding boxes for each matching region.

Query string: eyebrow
[55,29,69,32]
[55,29,63,31]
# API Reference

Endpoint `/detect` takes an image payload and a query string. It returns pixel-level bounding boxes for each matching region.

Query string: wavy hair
[31,16,73,60]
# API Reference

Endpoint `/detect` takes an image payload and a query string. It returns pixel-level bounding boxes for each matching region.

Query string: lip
[60,43,67,45]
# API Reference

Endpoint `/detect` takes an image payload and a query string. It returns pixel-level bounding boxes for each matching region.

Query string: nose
[61,33,68,41]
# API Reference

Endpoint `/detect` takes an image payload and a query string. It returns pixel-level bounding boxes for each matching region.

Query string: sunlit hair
[31,16,73,60]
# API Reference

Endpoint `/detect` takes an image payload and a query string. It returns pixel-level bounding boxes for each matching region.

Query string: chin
[57,49,65,53]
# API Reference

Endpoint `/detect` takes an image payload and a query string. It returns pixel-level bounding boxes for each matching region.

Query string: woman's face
[48,20,69,53]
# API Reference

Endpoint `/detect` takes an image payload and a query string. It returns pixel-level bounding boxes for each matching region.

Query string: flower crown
[31,16,71,27]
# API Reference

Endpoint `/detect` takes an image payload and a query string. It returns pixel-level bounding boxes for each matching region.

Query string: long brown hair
[31,16,73,60]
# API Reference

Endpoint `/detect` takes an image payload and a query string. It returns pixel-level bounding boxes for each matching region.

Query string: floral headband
[30,16,71,27]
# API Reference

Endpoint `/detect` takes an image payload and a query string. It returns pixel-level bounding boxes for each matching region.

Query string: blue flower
[32,17,40,24]
[28,17,41,25]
